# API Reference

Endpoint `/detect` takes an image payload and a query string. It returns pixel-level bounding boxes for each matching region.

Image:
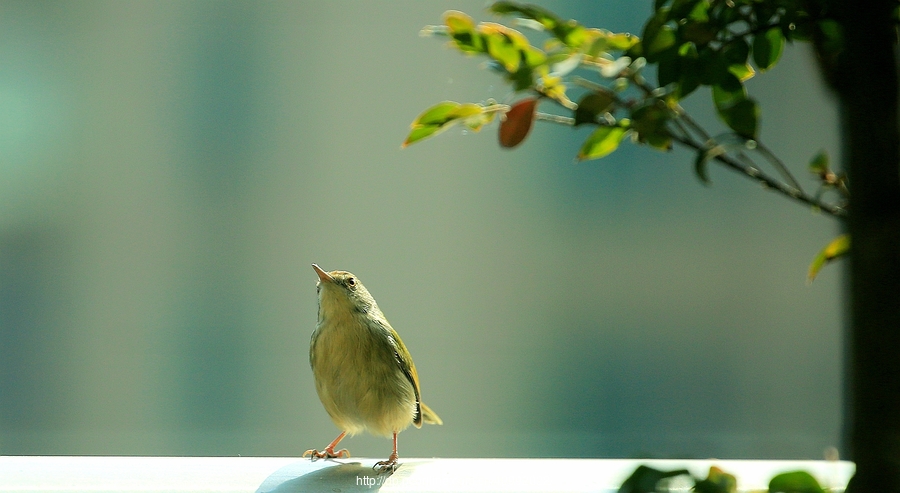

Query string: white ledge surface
[0,456,855,493]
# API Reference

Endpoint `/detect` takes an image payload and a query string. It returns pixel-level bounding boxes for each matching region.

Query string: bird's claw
[373,455,399,473]
[303,448,350,461]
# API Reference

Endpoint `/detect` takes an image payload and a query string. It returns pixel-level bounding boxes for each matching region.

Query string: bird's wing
[382,322,424,428]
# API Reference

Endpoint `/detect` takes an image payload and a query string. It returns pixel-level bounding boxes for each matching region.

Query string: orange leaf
[499,98,537,148]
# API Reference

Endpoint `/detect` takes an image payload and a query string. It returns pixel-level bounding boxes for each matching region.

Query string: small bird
[304,264,442,471]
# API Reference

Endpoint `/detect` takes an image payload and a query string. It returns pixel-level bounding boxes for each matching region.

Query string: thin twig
[553,75,845,217]
[535,113,576,125]
[671,133,847,217]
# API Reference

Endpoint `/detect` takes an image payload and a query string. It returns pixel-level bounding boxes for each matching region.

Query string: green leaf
[697,46,731,85]
[443,10,484,53]
[721,39,755,81]
[403,125,443,147]
[414,101,463,126]
[490,1,563,30]
[578,125,628,160]
[404,101,501,147]
[618,465,692,493]
[693,144,724,185]
[657,50,679,88]
[753,27,785,71]
[483,30,522,72]
[674,42,701,99]
[490,2,587,49]
[769,471,826,493]
[728,63,755,82]
[681,20,717,45]
[642,8,676,63]
[717,98,759,139]
[711,73,746,110]
[646,25,677,62]
[605,32,640,51]
[574,91,615,126]
[694,466,737,493]
[808,150,829,175]
[686,0,710,22]
[807,235,850,283]
[721,38,750,66]
[448,102,487,120]
[631,100,672,150]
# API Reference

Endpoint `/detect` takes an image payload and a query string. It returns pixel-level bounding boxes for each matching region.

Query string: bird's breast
[310,313,418,436]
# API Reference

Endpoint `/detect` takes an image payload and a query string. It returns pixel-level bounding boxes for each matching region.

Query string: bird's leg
[373,431,400,472]
[303,431,350,460]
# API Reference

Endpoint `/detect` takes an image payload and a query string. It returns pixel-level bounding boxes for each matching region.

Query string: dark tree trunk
[831,2,900,491]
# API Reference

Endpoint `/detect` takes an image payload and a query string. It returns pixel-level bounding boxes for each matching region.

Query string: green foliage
[618,465,691,493]
[407,0,835,156]
[768,471,826,493]
[807,234,850,283]
[406,1,852,276]
[615,465,827,493]
[694,466,737,493]
[403,100,508,148]
[579,125,630,160]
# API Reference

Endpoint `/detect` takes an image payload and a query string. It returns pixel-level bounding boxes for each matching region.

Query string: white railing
[0,456,854,493]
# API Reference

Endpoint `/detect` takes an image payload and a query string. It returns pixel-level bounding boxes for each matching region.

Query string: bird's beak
[312,264,334,283]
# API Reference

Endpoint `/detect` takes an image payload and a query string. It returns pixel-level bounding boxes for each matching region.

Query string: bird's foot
[373,453,399,473]
[302,447,350,461]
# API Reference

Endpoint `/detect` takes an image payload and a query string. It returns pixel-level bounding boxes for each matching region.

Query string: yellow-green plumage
[306,264,441,470]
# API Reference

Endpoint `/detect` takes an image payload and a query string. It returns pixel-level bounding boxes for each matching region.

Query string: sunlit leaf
[522,45,548,68]
[443,10,484,53]
[448,102,487,120]
[604,31,640,51]
[753,27,785,71]
[578,125,628,160]
[403,125,443,148]
[490,1,588,49]
[645,25,677,62]
[482,27,523,72]
[722,39,755,81]
[480,22,530,49]
[414,101,463,126]
[404,101,503,147]
[769,471,826,493]
[807,235,850,283]
[728,63,755,82]
[499,97,537,148]
[669,0,702,20]
[687,0,710,22]
[491,1,563,31]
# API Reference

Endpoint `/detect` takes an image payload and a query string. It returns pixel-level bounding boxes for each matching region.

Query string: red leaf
[499,98,537,148]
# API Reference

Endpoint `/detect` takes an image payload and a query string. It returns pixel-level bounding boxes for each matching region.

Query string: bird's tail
[420,402,443,426]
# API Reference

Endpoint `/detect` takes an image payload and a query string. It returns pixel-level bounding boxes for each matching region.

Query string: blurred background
[0,0,843,459]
